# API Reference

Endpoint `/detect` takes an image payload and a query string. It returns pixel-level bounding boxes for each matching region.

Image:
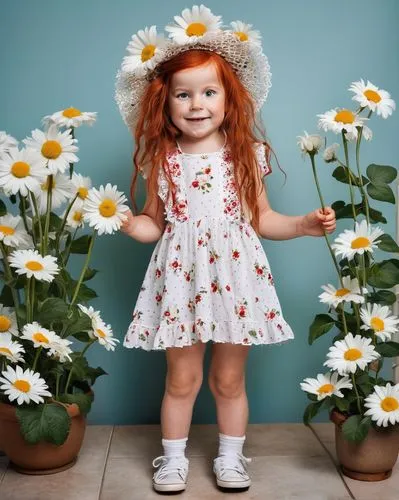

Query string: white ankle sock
[218,433,245,457]
[162,437,188,458]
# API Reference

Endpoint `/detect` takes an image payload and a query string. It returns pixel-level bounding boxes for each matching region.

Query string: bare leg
[208,343,251,436]
[161,341,207,439]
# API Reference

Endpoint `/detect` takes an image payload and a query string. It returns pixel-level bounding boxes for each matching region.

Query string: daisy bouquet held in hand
[0,108,130,445]
[297,79,399,442]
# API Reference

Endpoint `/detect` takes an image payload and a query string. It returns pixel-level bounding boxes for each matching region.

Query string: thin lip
[185,117,210,120]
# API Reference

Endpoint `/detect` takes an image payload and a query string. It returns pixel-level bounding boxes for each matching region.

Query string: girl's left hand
[301,207,336,236]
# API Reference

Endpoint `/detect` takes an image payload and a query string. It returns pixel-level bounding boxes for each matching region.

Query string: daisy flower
[319,275,367,308]
[229,20,262,47]
[36,172,75,215]
[0,304,19,337]
[62,198,85,229]
[70,172,92,203]
[23,124,79,175]
[46,337,73,362]
[21,322,62,349]
[0,214,32,249]
[323,332,380,375]
[317,108,372,142]
[122,25,166,76]
[8,249,59,282]
[360,303,399,342]
[349,79,396,119]
[42,107,97,129]
[92,317,120,351]
[300,371,353,401]
[323,143,339,163]
[331,219,384,261]
[82,183,130,235]
[364,383,399,427]
[297,131,324,155]
[0,333,25,363]
[0,131,18,159]
[0,365,52,405]
[165,4,222,45]
[0,147,48,197]
[77,303,102,324]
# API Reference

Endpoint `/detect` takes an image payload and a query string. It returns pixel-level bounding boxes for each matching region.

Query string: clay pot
[0,399,87,475]
[330,408,399,481]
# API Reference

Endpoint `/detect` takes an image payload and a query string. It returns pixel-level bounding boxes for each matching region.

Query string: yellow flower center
[73,211,82,222]
[141,44,156,62]
[317,383,334,394]
[13,379,31,393]
[351,237,370,249]
[335,109,355,124]
[381,397,399,412]
[0,225,15,235]
[371,317,385,332]
[41,177,56,191]
[96,328,106,338]
[25,260,44,271]
[33,332,49,343]
[335,288,350,297]
[235,31,249,41]
[0,347,12,356]
[344,348,362,361]
[364,89,381,103]
[99,199,117,217]
[78,187,88,199]
[11,161,30,178]
[186,22,207,36]
[62,107,82,118]
[0,315,12,332]
[41,140,62,159]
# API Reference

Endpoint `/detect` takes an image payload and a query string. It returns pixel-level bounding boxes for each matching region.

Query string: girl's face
[168,62,225,142]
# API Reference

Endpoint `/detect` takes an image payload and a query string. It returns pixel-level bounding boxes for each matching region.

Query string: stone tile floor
[0,423,398,499]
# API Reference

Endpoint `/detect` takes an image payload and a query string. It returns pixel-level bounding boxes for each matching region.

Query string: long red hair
[129,49,283,236]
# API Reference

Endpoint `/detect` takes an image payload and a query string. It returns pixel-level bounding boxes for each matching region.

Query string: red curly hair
[129,49,283,236]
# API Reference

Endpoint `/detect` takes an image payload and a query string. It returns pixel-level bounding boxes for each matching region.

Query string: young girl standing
[115,5,336,494]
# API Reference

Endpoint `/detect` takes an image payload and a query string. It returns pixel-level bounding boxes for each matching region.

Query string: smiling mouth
[186,117,210,121]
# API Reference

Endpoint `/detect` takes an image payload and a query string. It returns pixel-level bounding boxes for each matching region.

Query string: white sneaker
[152,455,189,493]
[213,453,252,489]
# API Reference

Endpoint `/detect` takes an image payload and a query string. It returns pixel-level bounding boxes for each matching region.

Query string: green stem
[42,174,54,254]
[68,231,96,310]
[0,241,21,329]
[341,305,348,335]
[355,127,370,225]
[351,372,363,415]
[309,153,343,285]
[32,345,43,372]
[29,192,44,254]
[341,131,357,222]
[55,192,79,255]
[64,339,95,394]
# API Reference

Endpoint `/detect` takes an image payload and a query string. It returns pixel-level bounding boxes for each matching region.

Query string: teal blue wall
[1,0,398,424]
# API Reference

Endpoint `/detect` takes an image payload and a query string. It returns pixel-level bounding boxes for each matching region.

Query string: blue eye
[177,92,188,99]
[206,89,216,96]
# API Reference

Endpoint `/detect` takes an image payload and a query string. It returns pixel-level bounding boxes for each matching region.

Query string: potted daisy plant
[0,108,129,474]
[297,79,399,481]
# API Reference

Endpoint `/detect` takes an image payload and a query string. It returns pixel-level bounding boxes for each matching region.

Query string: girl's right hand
[120,209,135,235]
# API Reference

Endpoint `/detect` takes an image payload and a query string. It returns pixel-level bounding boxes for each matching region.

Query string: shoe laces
[152,455,188,481]
[214,453,252,478]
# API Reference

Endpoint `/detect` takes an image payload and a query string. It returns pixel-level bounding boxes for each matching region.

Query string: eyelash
[176,90,217,99]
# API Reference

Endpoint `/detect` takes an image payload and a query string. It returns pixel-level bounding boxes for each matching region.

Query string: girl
[115,5,336,494]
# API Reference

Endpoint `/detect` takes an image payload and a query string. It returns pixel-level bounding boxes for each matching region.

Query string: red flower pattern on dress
[232,249,240,261]
[209,249,220,264]
[184,264,195,283]
[234,299,248,319]
[191,165,214,193]
[254,262,267,280]
[169,259,182,273]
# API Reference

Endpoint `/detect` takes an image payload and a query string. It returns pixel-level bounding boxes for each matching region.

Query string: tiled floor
[0,423,398,499]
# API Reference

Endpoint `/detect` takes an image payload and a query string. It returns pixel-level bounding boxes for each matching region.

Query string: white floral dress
[123,142,295,351]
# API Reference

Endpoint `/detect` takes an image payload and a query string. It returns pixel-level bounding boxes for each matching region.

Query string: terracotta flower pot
[0,399,87,475]
[330,408,399,481]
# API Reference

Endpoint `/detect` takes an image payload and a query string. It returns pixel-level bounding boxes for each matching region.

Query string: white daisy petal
[349,79,396,119]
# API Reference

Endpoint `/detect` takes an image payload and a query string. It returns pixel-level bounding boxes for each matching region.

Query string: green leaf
[86,365,107,385]
[83,267,98,282]
[367,183,395,204]
[367,290,397,305]
[368,206,387,224]
[70,235,92,254]
[332,395,350,413]
[68,281,98,303]
[377,234,399,253]
[366,164,397,184]
[58,392,93,416]
[16,403,70,445]
[37,297,69,324]
[63,309,92,336]
[332,166,369,187]
[308,314,336,345]
[303,400,324,425]
[0,198,6,216]
[342,415,371,443]
[367,259,399,288]
[330,200,387,223]
[375,341,399,358]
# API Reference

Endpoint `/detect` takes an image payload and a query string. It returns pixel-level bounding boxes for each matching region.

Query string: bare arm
[121,178,167,243]
[256,178,306,240]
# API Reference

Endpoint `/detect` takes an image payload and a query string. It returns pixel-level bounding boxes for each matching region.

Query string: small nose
[190,94,203,110]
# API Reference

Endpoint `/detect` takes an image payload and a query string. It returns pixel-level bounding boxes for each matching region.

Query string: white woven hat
[115,4,272,134]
